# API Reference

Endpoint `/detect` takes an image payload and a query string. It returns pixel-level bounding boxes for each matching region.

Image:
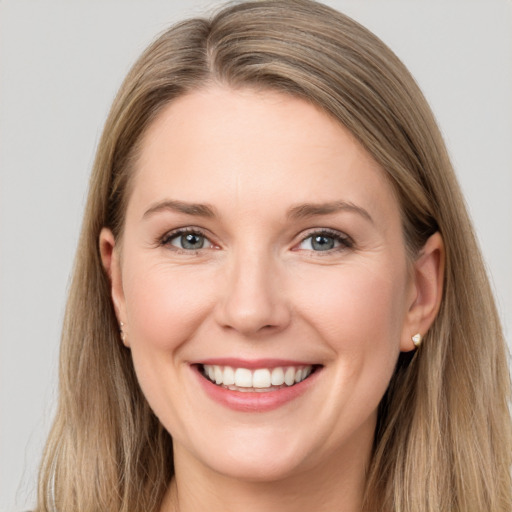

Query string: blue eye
[172,233,206,250]
[299,231,352,252]
[162,230,212,251]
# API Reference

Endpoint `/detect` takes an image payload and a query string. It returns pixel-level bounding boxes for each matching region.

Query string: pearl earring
[412,333,422,348]
[120,321,126,342]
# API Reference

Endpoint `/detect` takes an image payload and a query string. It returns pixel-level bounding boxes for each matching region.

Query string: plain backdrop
[1,1,511,510]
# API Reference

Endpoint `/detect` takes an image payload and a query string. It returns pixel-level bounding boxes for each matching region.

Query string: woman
[35,1,512,511]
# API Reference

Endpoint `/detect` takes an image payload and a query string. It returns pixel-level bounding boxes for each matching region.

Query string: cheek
[122,260,215,352]
[294,261,408,350]
[120,261,218,433]
[296,261,408,423]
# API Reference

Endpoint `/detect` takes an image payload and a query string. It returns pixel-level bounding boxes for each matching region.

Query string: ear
[401,232,445,352]
[99,227,129,346]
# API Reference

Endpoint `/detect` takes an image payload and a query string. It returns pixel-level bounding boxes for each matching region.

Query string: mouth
[198,363,319,393]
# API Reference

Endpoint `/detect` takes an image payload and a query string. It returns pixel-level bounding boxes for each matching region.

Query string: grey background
[1,1,511,510]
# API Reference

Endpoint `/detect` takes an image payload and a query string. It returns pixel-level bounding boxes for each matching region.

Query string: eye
[298,230,353,252]
[161,229,213,251]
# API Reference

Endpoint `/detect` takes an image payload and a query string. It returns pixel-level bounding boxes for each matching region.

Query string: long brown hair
[36,1,512,511]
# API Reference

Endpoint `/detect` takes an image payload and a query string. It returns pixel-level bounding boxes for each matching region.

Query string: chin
[176,425,314,483]
[206,451,308,483]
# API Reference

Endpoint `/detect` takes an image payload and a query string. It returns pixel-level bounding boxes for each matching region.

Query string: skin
[100,86,444,512]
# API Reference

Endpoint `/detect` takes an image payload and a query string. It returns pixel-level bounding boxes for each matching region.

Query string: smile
[201,364,314,392]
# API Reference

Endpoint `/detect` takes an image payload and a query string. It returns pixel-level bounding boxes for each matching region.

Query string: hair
[36,1,511,511]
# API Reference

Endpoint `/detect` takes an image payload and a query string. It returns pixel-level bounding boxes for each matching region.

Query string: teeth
[284,367,295,386]
[253,369,271,388]
[234,368,252,387]
[202,364,314,390]
[223,366,235,386]
[271,367,285,386]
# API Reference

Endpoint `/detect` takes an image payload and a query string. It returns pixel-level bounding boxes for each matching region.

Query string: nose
[214,249,291,337]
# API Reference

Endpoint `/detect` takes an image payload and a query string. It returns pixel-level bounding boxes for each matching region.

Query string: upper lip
[193,358,321,369]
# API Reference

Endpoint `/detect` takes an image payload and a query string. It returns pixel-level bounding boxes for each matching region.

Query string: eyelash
[159,227,214,254]
[297,228,354,254]
[158,227,354,254]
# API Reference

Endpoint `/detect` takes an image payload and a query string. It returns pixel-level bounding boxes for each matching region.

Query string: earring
[119,321,126,342]
[412,333,422,348]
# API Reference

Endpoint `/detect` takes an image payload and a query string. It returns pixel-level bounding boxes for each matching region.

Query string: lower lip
[193,366,320,412]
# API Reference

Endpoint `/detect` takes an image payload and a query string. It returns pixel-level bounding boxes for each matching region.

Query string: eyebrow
[143,199,216,219]
[287,201,373,223]
[142,199,373,223]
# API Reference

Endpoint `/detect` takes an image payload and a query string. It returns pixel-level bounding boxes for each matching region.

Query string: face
[102,86,424,482]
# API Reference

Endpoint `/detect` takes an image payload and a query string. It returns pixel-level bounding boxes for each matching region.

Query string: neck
[160,435,371,512]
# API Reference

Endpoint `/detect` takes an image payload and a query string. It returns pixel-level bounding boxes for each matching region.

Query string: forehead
[128,86,400,224]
